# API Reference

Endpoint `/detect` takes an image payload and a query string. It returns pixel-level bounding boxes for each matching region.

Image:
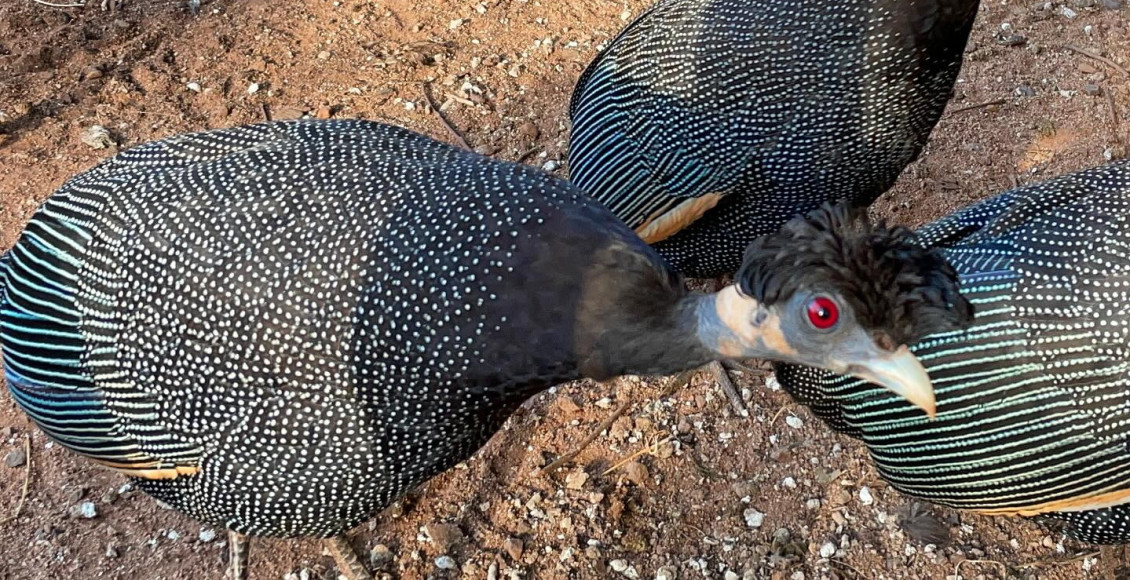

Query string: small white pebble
[859,486,874,506]
[782,477,797,489]
[785,415,803,429]
[819,542,836,559]
[449,18,463,29]
[542,160,559,172]
[247,83,260,94]
[435,556,456,570]
[610,559,629,572]
[79,502,98,518]
[724,572,740,580]
[743,508,765,528]
[185,82,201,93]
[199,529,216,543]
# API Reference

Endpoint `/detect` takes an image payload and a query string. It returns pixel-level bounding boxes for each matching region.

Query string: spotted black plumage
[1,119,710,539]
[776,160,1130,544]
[568,0,980,278]
[3,120,963,560]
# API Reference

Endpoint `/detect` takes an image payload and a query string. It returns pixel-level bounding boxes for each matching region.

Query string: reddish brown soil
[1,1,1129,579]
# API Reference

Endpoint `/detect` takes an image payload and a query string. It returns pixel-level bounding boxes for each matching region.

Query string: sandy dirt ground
[1,0,1129,579]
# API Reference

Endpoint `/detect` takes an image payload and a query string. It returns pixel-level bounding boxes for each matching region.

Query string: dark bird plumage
[1,119,964,577]
[776,159,1130,544]
[568,0,980,278]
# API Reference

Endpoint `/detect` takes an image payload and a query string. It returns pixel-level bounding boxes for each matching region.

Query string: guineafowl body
[777,160,1130,544]
[2,119,966,573]
[569,0,980,278]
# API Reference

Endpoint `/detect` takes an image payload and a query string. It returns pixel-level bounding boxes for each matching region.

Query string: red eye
[806,296,839,330]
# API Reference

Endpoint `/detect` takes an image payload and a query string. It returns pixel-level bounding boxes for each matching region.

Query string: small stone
[743,508,765,528]
[423,522,464,553]
[623,462,649,486]
[101,488,118,504]
[611,560,629,572]
[5,448,26,468]
[315,106,332,119]
[819,542,836,558]
[784,415,803,429]
[1015,85,1037,97]
[859,486,875,506]
[555,396,580,414]
[247,83,260,95]
[199,529,216,543]
[565,469,589,490]
[105,543,119,558]
[80,126,114,149]
[435,555,456,570]
[1083,84,1103,96]
[1059,5,1079,17]
[186,82,201,93]
[165,529,180,541]
[724,572,739,580]
[317,50,331,60]
[448,18,463,29]
[655,566,678,580]
[370,544,394,570]
[542,160,559,172]
[487,562,499,580]
[997,34,1027,46]
[516,121,539,142]
[75,501,98,519]
[782,477,797,489]
[503,537,523,560]
[80,66,104,81]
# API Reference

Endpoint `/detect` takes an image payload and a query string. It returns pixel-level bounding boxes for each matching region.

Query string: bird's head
[705,202,973,418]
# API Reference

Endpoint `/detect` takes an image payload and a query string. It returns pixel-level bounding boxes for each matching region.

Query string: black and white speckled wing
[568,0,978,277]
[776,160,1130,542]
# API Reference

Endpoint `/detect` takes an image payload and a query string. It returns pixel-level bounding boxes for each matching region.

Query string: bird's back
[1,119,662,537]
[777,160,1130,542]
[568,0,979,277]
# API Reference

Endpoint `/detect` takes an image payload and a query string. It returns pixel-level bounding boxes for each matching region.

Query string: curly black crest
[737,202,974,346]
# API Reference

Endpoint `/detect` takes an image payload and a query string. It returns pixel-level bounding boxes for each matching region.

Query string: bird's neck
[576,290,719,380]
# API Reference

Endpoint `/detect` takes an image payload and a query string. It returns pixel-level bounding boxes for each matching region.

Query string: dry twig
[955,558,1007,577]
[771,404,798,425]
[542,398,632,473]
[421,83,471,150]
[601,433,674,476]
[0,435,32,526]
[30,0,85,7]
[1107,90,1124,145]
[949,99,1007,114]
[1064,44,1130,77]
[1016,551,1100,570]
